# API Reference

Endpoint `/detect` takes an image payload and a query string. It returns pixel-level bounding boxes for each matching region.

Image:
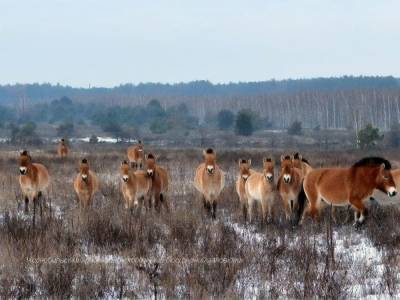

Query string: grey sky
[0,0,399,87]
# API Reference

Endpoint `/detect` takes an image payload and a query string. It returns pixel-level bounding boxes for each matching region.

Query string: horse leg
[350,199,367,226]
[155,192,161,213]
[248,198,254,223]
[32,196,37,228]
[282,195,291,221]
[241,201,248,223]
[212,201,217,219]
[267,195,274,223]
[282,195,290,221]
[301,183,319,223]
[160,193,170,213]
[24,196,29,213]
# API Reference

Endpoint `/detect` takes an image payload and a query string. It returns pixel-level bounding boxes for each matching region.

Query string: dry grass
[1,144,400,298]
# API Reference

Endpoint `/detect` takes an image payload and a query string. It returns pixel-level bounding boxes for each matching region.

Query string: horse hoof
[353,221,363,230]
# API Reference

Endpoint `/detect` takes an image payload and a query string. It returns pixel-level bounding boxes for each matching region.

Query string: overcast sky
[0,0,399,87]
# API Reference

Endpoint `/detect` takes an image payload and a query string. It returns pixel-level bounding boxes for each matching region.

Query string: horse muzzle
[388,187,397,197]
[147,170,154,177]
[122,176,129,183]
[242,175,249,182]
[81,174,88,182]
[283,175,291,184]
[265,173,273,182]
[206,166,215,175]
[19,167,27,175]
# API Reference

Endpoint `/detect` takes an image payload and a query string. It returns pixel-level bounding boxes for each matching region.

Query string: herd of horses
[17,140,400,227]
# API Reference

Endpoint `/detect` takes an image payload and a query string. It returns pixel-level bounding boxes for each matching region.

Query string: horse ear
[280,155,285,162]
[290,155,295,161]
[380,163,386,171]
[238,159,242,165]
[248,159,252,166]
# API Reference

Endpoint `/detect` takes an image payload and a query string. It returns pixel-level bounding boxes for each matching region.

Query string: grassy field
[1,144,400,298]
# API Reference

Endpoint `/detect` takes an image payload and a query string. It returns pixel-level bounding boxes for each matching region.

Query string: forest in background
[0,76,400,148]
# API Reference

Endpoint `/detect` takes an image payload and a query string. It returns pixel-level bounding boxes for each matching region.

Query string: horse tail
[296,182,307,224]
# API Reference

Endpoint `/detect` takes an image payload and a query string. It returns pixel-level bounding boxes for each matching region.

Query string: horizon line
[0,74,397,89]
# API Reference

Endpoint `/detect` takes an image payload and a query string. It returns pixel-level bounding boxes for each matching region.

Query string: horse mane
[284,155,290,160]
[61,138,65,142]
[265,158,272,162]
[122,160,128,165]
[81,158,88,164]
[293,152,310,165]
[147,153,155,159]
[352,157,391,170]
[240,159,247,164]
[21,150,28,156]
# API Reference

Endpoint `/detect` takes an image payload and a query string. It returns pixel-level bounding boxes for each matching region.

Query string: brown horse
[145,153,169,212]
[57,138,69,158]
[73,159,98,209]
[127,140,144,169]
[194,148,225,218]
[298,157,397,226]
[235,159,254,221]
[245,158,275,223]
[293,152,312,177]
[19,150,49,213]
[277,155,303,222]
[120,160,152,211]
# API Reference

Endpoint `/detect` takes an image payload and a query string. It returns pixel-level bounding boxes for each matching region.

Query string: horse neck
[27,163,38,181]
[352,166,379,193]
[128,171,137,183]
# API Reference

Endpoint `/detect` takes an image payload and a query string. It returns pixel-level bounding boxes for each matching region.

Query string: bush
[288,121,302,135]
[235,110,254,136]
[358,123,383,149]
[217,110,235,130]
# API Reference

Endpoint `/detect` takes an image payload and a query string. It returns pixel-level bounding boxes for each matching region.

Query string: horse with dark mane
[293,152,312,177]
[298,157,397,226]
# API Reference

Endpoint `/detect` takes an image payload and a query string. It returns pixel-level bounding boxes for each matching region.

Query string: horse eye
[384,176,389,180]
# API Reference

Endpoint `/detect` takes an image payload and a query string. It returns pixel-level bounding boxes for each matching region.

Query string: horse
[298,157,397,226]
[293,152,312,177]
[57,138,69,158]
[277,155,303,223]
[194,148,225,219]
[18,150,49,213]
[145,153,169,212]
[120,160,152,212]
[235,159,254,221]
[127,140,144,169]
[73,159,98,209]
[245,158,275,223]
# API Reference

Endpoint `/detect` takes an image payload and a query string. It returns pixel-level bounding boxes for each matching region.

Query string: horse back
[156,166,169,193]
[304,168,350,204]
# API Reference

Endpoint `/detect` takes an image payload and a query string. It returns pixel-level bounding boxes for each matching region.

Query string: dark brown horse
[298,157,397,226]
